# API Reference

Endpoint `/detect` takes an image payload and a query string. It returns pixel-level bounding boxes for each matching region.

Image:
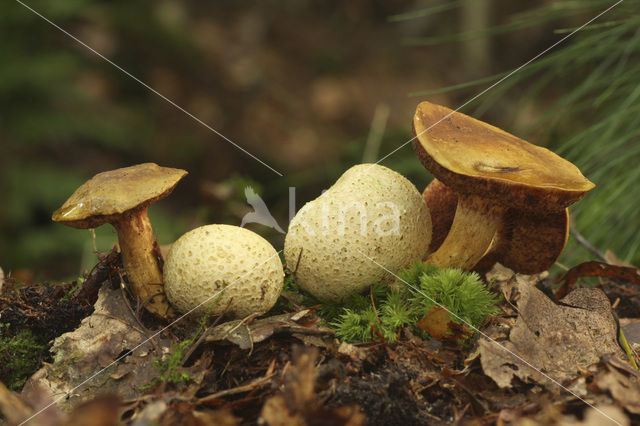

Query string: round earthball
[164,224,284,318]
[284,164,431,302]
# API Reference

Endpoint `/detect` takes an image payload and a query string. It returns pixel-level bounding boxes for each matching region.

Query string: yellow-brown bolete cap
[52,163,187,319]
[412,101,594,270]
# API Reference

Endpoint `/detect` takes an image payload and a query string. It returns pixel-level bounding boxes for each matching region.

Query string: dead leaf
[621,319,640,348]
[259,347,365,426]
[64,394,122,426]
[0,380,35,424]
[480,277,622,389]
[555,261,640,300]
[131,400,168,426]
[23,284,172,411]
[205,310,333,350]
[513,404,629,426]
[416,307,452,339]
[592,362,640,414]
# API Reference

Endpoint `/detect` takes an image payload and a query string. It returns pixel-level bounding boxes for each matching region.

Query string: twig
[570,224,607,261]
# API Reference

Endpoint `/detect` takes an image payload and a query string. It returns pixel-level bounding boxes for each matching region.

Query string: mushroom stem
[426,194,502,270]
[113,208,174,318]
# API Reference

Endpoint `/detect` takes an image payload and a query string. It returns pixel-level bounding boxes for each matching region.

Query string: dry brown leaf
[555,260,640,300]
[480,277,622,389]
[0,380,35,425]
[259,348,365,426]
[416,307,452,339]
[23,285,172,412]
[64,394,122,426]
[205,309,333,350]
[513,404,629,426]
[592,363,640,414]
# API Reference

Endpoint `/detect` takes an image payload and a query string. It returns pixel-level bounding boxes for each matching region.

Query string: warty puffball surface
[164,224,284,318]
[284,164,431,302]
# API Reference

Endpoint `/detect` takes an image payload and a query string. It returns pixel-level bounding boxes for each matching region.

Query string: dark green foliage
[329,263,499,344]
[0,323,47,390]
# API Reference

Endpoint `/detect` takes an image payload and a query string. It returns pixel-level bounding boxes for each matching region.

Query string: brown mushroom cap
[53,163,187,228]
[412,101,594,211]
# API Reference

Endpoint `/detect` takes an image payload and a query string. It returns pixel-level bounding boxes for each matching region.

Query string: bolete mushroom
[422,178,458,254]
[284,164,431,302]
[474,208,570,275]
[52,163,187,319]
[163,224,284,318]
[412,101,594,270]
[423,178,571,274]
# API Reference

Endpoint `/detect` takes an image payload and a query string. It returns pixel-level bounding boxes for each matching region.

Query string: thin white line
[18,250,283,425]
[375,0,625,165]
[357,250,623,426]
[14,0,283,177]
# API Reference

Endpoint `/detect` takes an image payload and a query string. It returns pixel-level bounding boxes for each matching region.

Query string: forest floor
[1,249,640,425]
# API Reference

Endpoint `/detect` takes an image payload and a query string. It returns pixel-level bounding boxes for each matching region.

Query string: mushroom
[474,208,569,275]
[163,224,284,318]
[412,101,594,270]
[422,178,458,253]
[52,163,187,319]
[284,164,431,302]
[422,179,570,275]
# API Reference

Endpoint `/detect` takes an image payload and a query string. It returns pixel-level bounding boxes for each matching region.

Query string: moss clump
[0,323,47,390]
[413,268,501,328]
[327,262,500,344]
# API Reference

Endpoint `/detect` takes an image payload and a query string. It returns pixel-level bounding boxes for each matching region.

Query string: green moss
[140,339,192,390]
[413,268,500,328]
[327,262,500,344]
[0,323,47,390]
[141,307,215,390]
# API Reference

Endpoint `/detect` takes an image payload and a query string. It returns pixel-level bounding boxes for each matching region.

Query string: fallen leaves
[592,360,640,415]
[205,309,334,351]
[4,251,640,425]
[480,276,622,388]
[260,348,365,426]
[555,260,640,301]
[23,284,172,411]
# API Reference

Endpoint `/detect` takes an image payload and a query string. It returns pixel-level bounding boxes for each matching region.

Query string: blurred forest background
[1,0,638,283]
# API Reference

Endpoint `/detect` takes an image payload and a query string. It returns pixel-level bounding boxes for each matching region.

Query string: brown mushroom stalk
[113,208,165,309]
[53,163,187,319]
[412,101,594,271]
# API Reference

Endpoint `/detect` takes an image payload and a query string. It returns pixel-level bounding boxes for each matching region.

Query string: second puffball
[163,224,284,318]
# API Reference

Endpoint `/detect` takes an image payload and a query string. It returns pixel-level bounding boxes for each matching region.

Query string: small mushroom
[284,164,431,302]
[163,224,284,318]
[52,163,187,319]
[412,101,594,270]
